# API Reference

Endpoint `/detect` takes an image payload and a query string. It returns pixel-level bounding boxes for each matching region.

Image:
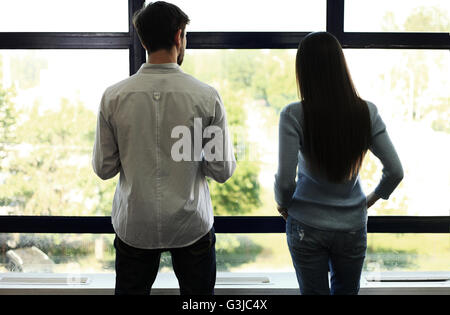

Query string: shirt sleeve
[200,89,237,183]
[92,92,121,180]
[368,104,404,199]
[274,109,301,208]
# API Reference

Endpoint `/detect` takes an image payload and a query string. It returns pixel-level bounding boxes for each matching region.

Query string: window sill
[0,272,449,295]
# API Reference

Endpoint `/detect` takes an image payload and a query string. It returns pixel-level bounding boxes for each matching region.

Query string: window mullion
[129,0,146,75]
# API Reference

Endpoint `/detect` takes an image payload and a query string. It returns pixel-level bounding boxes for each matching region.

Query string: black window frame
[0,0,449,235]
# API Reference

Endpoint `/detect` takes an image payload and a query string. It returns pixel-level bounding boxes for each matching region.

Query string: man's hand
[277,204,288,221]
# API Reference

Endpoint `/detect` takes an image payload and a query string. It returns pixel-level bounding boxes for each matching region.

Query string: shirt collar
[137,62,182,74]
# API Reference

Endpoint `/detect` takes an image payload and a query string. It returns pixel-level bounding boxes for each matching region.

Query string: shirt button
[153,92,161,101]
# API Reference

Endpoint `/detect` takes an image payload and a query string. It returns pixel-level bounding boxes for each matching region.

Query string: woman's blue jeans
[286,215,367,295]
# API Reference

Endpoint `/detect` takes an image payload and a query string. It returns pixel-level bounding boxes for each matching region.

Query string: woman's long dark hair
[296,32,371,183]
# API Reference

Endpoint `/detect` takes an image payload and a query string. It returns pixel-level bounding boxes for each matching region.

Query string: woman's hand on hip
[277,204,288,221]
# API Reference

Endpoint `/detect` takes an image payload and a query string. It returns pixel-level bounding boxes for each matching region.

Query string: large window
[0,0,449,276]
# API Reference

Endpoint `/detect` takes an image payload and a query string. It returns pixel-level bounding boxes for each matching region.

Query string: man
[92,1,236,295]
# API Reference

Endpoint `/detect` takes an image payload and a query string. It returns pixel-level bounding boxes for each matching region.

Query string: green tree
[10,52,48,90]
[404,7,450,32]
[0,84,18,216]
[0,85,16,163]
[1,98,116,216]
[382,6,450,126]
[251,50,297,112]
[361,6,450,217]
[182,51,263,216]
[358,6,450,268]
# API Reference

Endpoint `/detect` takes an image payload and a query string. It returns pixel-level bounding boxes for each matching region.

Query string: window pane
[0,50,129,216]
[345,0,450,32]
[182,49,450,217]
[0,0,128,32]
[2,49,448,217]
[181,49,297,217]
[144,0,326,31]
[365,234,450,272]
[345,49,450,216]
[0,233,116,273]
[0,233,448,273]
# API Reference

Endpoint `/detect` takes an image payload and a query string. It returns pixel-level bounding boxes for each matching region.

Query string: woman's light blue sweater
[274,101,404,231]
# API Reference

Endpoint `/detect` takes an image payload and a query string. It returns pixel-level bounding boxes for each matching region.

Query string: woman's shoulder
[362,99,387,136]
[281,101,304,121]
[363,99,380,117]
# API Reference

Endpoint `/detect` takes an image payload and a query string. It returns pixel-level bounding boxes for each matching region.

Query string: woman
[274,32,403,295]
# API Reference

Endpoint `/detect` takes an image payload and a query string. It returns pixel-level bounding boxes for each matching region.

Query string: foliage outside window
[0,2,449,274]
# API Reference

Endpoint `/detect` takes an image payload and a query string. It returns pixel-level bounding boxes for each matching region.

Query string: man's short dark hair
[132,1,190,53]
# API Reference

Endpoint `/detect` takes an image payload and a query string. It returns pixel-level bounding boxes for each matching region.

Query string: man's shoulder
[102,75,138,99]
[102,71,218,105]
[178,71,217,98]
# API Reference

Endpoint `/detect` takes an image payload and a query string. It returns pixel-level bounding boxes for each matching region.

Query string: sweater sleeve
[367,102,404,199]
[274,108,302,208]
